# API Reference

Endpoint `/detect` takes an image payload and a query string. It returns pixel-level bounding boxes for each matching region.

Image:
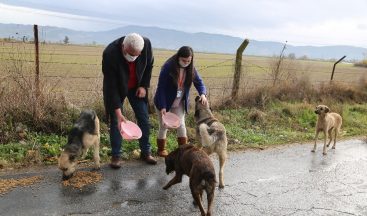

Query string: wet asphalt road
[1,139,367,216]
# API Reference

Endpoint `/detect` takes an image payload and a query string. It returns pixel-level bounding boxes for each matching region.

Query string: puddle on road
[308,140,367,172]
[99,176,167,193]
[257,175,283,182]
[112,199,143,208]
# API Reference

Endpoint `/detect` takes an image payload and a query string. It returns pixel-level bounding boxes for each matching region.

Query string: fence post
[231,39,249,100]
[330,55,346,81]
[33,24,40,119]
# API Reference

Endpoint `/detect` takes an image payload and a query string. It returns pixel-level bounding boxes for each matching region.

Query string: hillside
[1,23,366,61]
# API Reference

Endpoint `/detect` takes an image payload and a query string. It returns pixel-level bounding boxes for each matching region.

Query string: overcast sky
[1,0,366,48]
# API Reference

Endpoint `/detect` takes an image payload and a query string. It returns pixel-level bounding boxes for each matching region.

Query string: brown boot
[157,139,168,157]
[177,137,187,146]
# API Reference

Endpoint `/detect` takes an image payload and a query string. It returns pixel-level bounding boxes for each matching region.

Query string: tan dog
[194,96,227,188]
[312,105,342,155]
[163,144,216,216]
[58,110,100,180]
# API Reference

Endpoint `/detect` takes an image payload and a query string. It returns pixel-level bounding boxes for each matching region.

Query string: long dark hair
[165,46,195,87]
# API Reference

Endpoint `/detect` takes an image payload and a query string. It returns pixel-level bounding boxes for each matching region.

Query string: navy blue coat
[154,60,206,113]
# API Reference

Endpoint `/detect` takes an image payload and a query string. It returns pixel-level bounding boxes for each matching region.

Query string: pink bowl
[120,121,142,141]
[162,112,181,129]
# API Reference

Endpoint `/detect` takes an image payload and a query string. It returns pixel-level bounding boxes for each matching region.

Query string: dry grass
[0,41,366,142]
[62,171,102,189]
[0,43,79,142]
[225,73,367,110]
[0,175,43,196]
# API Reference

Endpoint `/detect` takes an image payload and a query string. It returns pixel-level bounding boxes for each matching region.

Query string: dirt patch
[0,175,43,196]
[62,171,102,189]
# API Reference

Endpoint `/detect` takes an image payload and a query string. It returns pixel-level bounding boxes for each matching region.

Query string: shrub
[354,59,367,67]
[247,108,266,123]
[0,43,78,143]
[223,75,367,110]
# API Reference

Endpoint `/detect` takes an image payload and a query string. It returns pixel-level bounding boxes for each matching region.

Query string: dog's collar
[197,117,218,126]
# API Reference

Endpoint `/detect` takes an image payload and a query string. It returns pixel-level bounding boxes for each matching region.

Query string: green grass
[0,101,367,168]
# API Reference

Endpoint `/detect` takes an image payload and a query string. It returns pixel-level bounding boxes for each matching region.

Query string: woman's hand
[136,87,146,98]
[199,94,207,105]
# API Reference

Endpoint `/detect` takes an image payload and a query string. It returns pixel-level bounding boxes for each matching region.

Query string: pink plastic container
[162,112,181,129]
[120,121,142,141]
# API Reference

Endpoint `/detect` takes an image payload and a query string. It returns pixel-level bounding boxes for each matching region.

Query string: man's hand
[136,87,146,98]
[115,108,127,132]
[160,108,166,116]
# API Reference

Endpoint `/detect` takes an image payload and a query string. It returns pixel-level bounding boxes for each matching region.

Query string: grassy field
[1,41,366,106]
[0,41,366,169]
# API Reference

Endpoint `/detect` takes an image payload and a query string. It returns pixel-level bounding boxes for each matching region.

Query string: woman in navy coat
[154,46,207,157]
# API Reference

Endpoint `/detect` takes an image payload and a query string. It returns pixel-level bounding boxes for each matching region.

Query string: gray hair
[122,33,144,52]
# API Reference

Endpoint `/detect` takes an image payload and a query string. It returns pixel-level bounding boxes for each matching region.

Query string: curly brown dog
[312,105,342,155]
[163,144,216,216]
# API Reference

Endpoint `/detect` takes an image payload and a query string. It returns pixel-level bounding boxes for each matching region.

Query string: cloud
[0,0,367,48]
[0,3,125,31]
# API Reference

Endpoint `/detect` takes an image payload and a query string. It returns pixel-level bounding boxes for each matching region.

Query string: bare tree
[270,41,287,86]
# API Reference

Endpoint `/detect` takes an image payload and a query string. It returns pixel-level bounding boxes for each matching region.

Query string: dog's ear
[69,154,77,161]
[195,96,200,102]
[325,107,330,113]
[165,154,175,174]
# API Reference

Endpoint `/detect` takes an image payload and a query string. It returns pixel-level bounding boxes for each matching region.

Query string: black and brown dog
[163,144,216,216]
[58,110,100,180]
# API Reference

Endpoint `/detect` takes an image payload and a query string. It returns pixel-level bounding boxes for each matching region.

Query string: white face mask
[124,53,138,62]
[179,60,190,68]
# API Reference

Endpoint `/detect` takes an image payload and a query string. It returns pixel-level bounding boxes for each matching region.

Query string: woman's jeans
[109,89,151,157]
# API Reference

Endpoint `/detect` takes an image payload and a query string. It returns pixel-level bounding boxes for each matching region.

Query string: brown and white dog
[58,110,100,180]
[194,96,227,188]
[312,105,342,155]
[163,144,216,216]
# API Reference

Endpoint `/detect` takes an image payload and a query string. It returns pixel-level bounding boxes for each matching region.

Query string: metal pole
[331,55,346,81]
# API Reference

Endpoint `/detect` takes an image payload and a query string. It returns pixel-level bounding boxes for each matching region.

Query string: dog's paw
[199,123,208,132]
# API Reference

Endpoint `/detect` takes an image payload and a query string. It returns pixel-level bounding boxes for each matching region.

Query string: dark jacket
[102,36,154,115]
[154,60,206,113]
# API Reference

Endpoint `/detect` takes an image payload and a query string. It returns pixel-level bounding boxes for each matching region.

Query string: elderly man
[102,33,156,168]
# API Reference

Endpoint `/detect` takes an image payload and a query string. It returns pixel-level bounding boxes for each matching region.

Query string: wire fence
[1,40,366,107]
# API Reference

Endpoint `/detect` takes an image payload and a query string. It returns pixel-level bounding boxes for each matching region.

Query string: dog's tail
[199,123,213,147]
[202,171,216,184]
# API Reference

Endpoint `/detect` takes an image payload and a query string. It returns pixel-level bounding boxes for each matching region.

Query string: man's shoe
[110,156,122,169]
[141,154,157,165]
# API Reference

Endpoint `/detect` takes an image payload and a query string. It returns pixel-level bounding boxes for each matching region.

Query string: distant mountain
[1,23,366,61]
